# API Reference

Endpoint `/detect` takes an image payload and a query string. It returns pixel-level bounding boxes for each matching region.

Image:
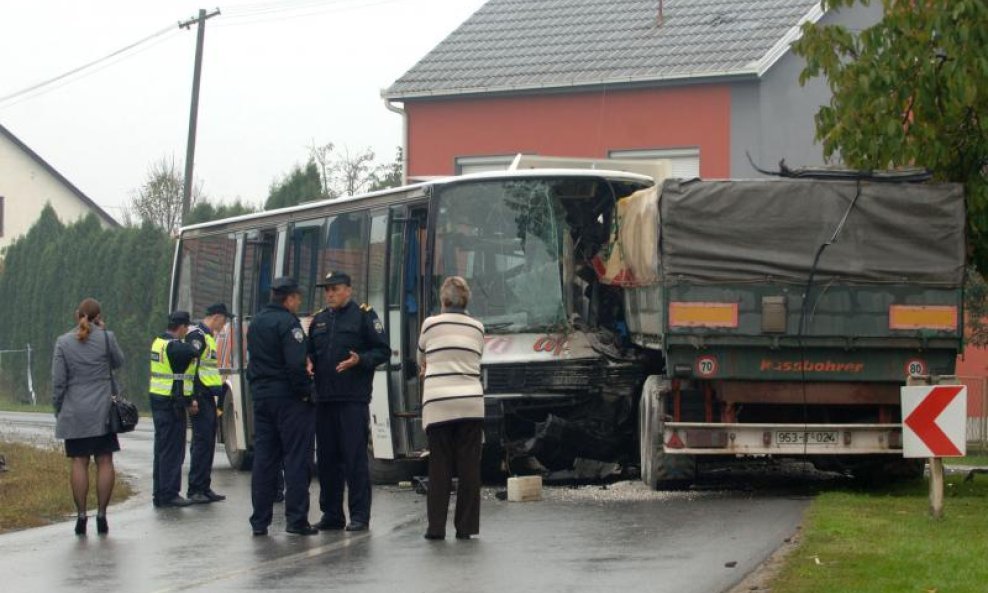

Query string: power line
[0,24,179,109]
[218,0,407,27]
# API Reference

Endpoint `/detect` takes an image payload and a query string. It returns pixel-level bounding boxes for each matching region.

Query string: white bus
[171,169,655,479]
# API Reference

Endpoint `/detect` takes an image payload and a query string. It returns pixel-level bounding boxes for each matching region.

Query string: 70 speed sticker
[696,355,719,378]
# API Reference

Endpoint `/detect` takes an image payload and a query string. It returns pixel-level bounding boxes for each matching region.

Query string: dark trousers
[151,400,187,504]
[188,394,217,495]
[316,402,371,525]
[426,420,483,537]
[250,398,315,531]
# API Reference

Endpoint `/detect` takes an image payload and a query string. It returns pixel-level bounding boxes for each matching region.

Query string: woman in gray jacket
[53,298,124,535]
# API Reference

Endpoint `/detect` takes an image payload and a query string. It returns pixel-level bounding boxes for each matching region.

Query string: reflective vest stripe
[198,333,222,388]
[149,337,193,397]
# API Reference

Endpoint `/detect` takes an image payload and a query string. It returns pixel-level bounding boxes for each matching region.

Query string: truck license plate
[775,431,838,445]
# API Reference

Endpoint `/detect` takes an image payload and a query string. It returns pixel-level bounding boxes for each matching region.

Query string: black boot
[96,515,108,535]
[74,516,87,535]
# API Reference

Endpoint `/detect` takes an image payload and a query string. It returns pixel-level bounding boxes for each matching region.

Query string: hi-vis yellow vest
[149,337,194,397]
[198,332,222,388]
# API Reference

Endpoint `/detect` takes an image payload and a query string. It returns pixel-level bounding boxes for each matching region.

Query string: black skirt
[64,433,120,458]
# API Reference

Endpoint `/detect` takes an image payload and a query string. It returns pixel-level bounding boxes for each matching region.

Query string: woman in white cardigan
[418,276,485,540]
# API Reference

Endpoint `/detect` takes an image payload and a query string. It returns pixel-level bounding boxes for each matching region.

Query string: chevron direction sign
[901,385,967,458]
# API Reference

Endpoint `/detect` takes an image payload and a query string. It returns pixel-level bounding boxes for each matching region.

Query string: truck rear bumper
[663,422,904,455]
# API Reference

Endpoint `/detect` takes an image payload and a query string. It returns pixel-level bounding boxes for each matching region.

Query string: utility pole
[178,8,221,225]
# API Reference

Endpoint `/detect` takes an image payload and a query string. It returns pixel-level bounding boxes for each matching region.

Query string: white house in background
[0,122,118,252]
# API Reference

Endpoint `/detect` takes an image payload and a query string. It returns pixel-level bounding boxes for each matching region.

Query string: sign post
[902,375,967,519]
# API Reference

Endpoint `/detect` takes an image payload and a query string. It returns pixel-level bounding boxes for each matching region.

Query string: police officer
[150,311,199,508]
[309,271,390,532]
[185,303,233,504]
[246,277,318,536]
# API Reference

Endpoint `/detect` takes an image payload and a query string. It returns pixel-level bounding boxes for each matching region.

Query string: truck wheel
[222,396,253,471]
[639,376,696,490]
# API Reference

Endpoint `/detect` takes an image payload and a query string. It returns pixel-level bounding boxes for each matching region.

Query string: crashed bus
[170,168,656,479]
[171,165,965,487]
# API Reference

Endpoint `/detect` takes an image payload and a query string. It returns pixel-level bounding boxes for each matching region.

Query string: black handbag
[104,330,138,434]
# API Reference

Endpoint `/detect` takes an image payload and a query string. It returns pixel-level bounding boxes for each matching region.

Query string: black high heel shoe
[74,516,87,535]
[96,516,108,535]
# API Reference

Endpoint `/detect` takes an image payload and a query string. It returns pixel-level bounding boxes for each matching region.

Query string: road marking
[149,513,423,593]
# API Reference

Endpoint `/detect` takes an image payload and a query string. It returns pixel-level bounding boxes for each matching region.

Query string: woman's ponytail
[75,298,102,342]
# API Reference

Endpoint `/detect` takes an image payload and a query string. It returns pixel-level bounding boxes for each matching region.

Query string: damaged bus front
[423,172,655,475]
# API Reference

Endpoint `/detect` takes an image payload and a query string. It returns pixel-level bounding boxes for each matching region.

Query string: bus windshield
[434,179,568,333]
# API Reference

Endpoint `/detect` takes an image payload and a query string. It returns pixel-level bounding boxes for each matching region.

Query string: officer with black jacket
[150,311,199,508]
[309,271,390,532]
[246,277,317,536]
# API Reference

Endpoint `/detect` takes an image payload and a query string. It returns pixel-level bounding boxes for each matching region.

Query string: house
[382,0,883,180]
[0,122,118,252]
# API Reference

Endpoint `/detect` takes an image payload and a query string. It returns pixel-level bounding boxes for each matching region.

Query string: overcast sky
[0,0,486,221]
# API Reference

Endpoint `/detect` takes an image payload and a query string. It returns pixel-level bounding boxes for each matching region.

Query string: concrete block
[507,475,542,502]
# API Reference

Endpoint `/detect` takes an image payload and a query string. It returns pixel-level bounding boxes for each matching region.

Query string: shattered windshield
[433,179,568,333]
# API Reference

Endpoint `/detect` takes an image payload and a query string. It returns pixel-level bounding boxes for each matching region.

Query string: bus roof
[178,168,654,234]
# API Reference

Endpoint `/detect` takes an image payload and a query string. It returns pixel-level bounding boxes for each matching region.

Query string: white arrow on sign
[900,385,967,458]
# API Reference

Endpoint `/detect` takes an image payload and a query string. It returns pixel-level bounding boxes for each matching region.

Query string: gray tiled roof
[384,0,820,99]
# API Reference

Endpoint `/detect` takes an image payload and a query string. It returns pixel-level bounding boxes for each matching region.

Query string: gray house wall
[730,3,884,177]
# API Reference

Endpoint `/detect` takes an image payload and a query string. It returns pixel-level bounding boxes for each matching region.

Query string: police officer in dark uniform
[246,277,318,536]
[185,302,233,504]
[150,311,199,508]
[309,271,390,532]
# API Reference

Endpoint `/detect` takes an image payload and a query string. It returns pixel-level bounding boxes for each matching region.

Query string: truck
[623,174,966,487]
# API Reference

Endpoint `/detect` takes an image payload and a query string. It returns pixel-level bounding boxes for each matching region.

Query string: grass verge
[771,475,988,593]
[0,438,134,533]
[944,444,988,467]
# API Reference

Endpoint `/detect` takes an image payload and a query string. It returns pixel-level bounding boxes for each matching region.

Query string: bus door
[380,203,430,458]
[236,227,280,452]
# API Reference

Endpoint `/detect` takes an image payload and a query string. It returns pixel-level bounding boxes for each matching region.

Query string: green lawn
[0,399,51,414]
[0,438,134,533]
[772,476,988,593]
[944,444,988,467]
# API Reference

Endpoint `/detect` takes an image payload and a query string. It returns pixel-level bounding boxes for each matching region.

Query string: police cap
[271,276,302,294]
[205,303,234,318]
[168,310,191,327]
[316,271,351,287]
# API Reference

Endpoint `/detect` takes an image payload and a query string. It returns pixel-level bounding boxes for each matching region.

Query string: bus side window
[323,212,369,302]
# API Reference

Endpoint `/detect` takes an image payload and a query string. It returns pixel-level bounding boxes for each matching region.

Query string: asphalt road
[0,411,810,593]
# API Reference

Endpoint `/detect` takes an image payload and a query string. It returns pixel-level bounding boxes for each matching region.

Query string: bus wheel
[369,452,426,485]
[639,376,695,490]
[222,396,253,471]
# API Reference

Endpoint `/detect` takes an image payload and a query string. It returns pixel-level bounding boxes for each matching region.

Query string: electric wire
[0,25,179,108]
[217,0,407,28]
[796,179,863,463]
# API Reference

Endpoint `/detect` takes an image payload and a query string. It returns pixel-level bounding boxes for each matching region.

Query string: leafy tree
[265,161,324,210]
[185,198,257,225]
[130,156,203,232]
[369,146,404,192]
[792,0,988,271]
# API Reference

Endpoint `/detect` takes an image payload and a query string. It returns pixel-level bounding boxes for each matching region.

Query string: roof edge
[382,69,761,101]
[0,122,120,228]
[751,1,826,77]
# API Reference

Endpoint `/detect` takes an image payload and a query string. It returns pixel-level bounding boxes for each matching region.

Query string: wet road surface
[0,412,809,593]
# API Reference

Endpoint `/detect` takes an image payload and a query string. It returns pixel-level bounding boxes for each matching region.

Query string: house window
[609,148,701,179]
[454,155,516,175]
